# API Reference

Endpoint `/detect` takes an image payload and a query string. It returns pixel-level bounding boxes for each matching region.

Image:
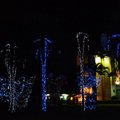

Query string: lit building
[76,33,120,101]
[95,55,112,100]
[77,54,120,101]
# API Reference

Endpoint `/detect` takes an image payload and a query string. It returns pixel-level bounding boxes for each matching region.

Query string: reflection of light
[95,56,101,64]
[115,81,120,85]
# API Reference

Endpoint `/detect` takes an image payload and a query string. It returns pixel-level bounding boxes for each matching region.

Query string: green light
[60,94,69,101]
[104,56,110,67]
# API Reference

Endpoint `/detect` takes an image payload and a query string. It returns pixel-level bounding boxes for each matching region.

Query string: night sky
[0,1,120,86]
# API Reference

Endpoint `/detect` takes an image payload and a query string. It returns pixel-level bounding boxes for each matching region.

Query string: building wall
[95,55,112,101]
[77,55,114,101]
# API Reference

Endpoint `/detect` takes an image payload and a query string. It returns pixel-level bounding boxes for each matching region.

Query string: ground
[0,103,120,120]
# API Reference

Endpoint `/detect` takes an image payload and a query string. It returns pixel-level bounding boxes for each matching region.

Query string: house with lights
[76,33,120,102]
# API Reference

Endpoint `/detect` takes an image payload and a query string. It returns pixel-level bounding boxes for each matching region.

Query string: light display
[0,44,35,112]
[76,72,101,109]
[76,32,89,111]
[4,43,17,112]
[60,94,69,101]
[34,37,52,112]
[117,43,120,58]
[95,56,101,64]
[41,39,47,111]
[111,34,120,38]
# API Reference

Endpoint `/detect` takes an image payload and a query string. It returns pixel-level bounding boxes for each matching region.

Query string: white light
[60,94,69,100]
[95,56,101,64]
[46,94,50,97]
[115,81,120,85]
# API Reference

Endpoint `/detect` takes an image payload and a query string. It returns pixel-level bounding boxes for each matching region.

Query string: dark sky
[1,1,120,42]
[0,1,120,83]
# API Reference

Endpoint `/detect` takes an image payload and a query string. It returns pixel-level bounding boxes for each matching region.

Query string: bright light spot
[84,87,89,94]
[70,97,73,101]
[78,97,82,103]
[115,81,120,85]
[46,94,50,100]
[60,94,69,101]
[95,56,101,64]
[74,94,87,104]
[80,87,93,94]
[89,87,93,94]
[46,94,50,97]
[104,56,110,67]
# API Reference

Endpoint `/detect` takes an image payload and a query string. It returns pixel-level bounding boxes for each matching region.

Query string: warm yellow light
[95,56,101,64]
[78,97,82,103]
[70,97,73,101]
[115,70,120,85]
[80,87,93,94]
[89,87,93,94]
[104,56,110,67]
[84,87,89,94]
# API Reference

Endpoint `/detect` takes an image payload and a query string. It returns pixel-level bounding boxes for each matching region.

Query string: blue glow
[85,105,96,110]
[35,38,52,112]
[41,39,47,112]
[111,34,120,38]
[76,71,101,111]
[0,76,34,110]
[117,43,120,58]
[33,38,41,43]
[35,49,39,59]
[85,97,96,110]
[41,38,52,111]
[58,50,62,54]
[48,73,54,79]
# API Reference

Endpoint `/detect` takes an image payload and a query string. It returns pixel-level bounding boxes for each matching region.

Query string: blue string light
[42,39,47,111]
[111,34,120,38]
[42,38,52,111]
[34,37,52,112]
[76,71,101,110]
[117,43,120,58]
[0,76,34,110]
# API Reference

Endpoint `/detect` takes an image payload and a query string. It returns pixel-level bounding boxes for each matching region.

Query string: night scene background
[0,1,120,120]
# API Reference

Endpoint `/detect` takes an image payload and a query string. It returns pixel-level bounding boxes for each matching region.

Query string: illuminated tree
[0,44,35,112]
[34,38,52,111]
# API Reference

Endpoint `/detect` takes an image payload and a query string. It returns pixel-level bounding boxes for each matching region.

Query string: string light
[0,76,34,111]
[41,39,47,111]
[76,32,89,111]
[34,37,52,112]
[0,44,35,112]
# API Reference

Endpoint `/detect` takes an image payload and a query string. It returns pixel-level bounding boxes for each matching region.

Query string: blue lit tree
[76,62,110,110]
[0,76,35,111]
[34,37,52,111]
[0,43,35,112]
